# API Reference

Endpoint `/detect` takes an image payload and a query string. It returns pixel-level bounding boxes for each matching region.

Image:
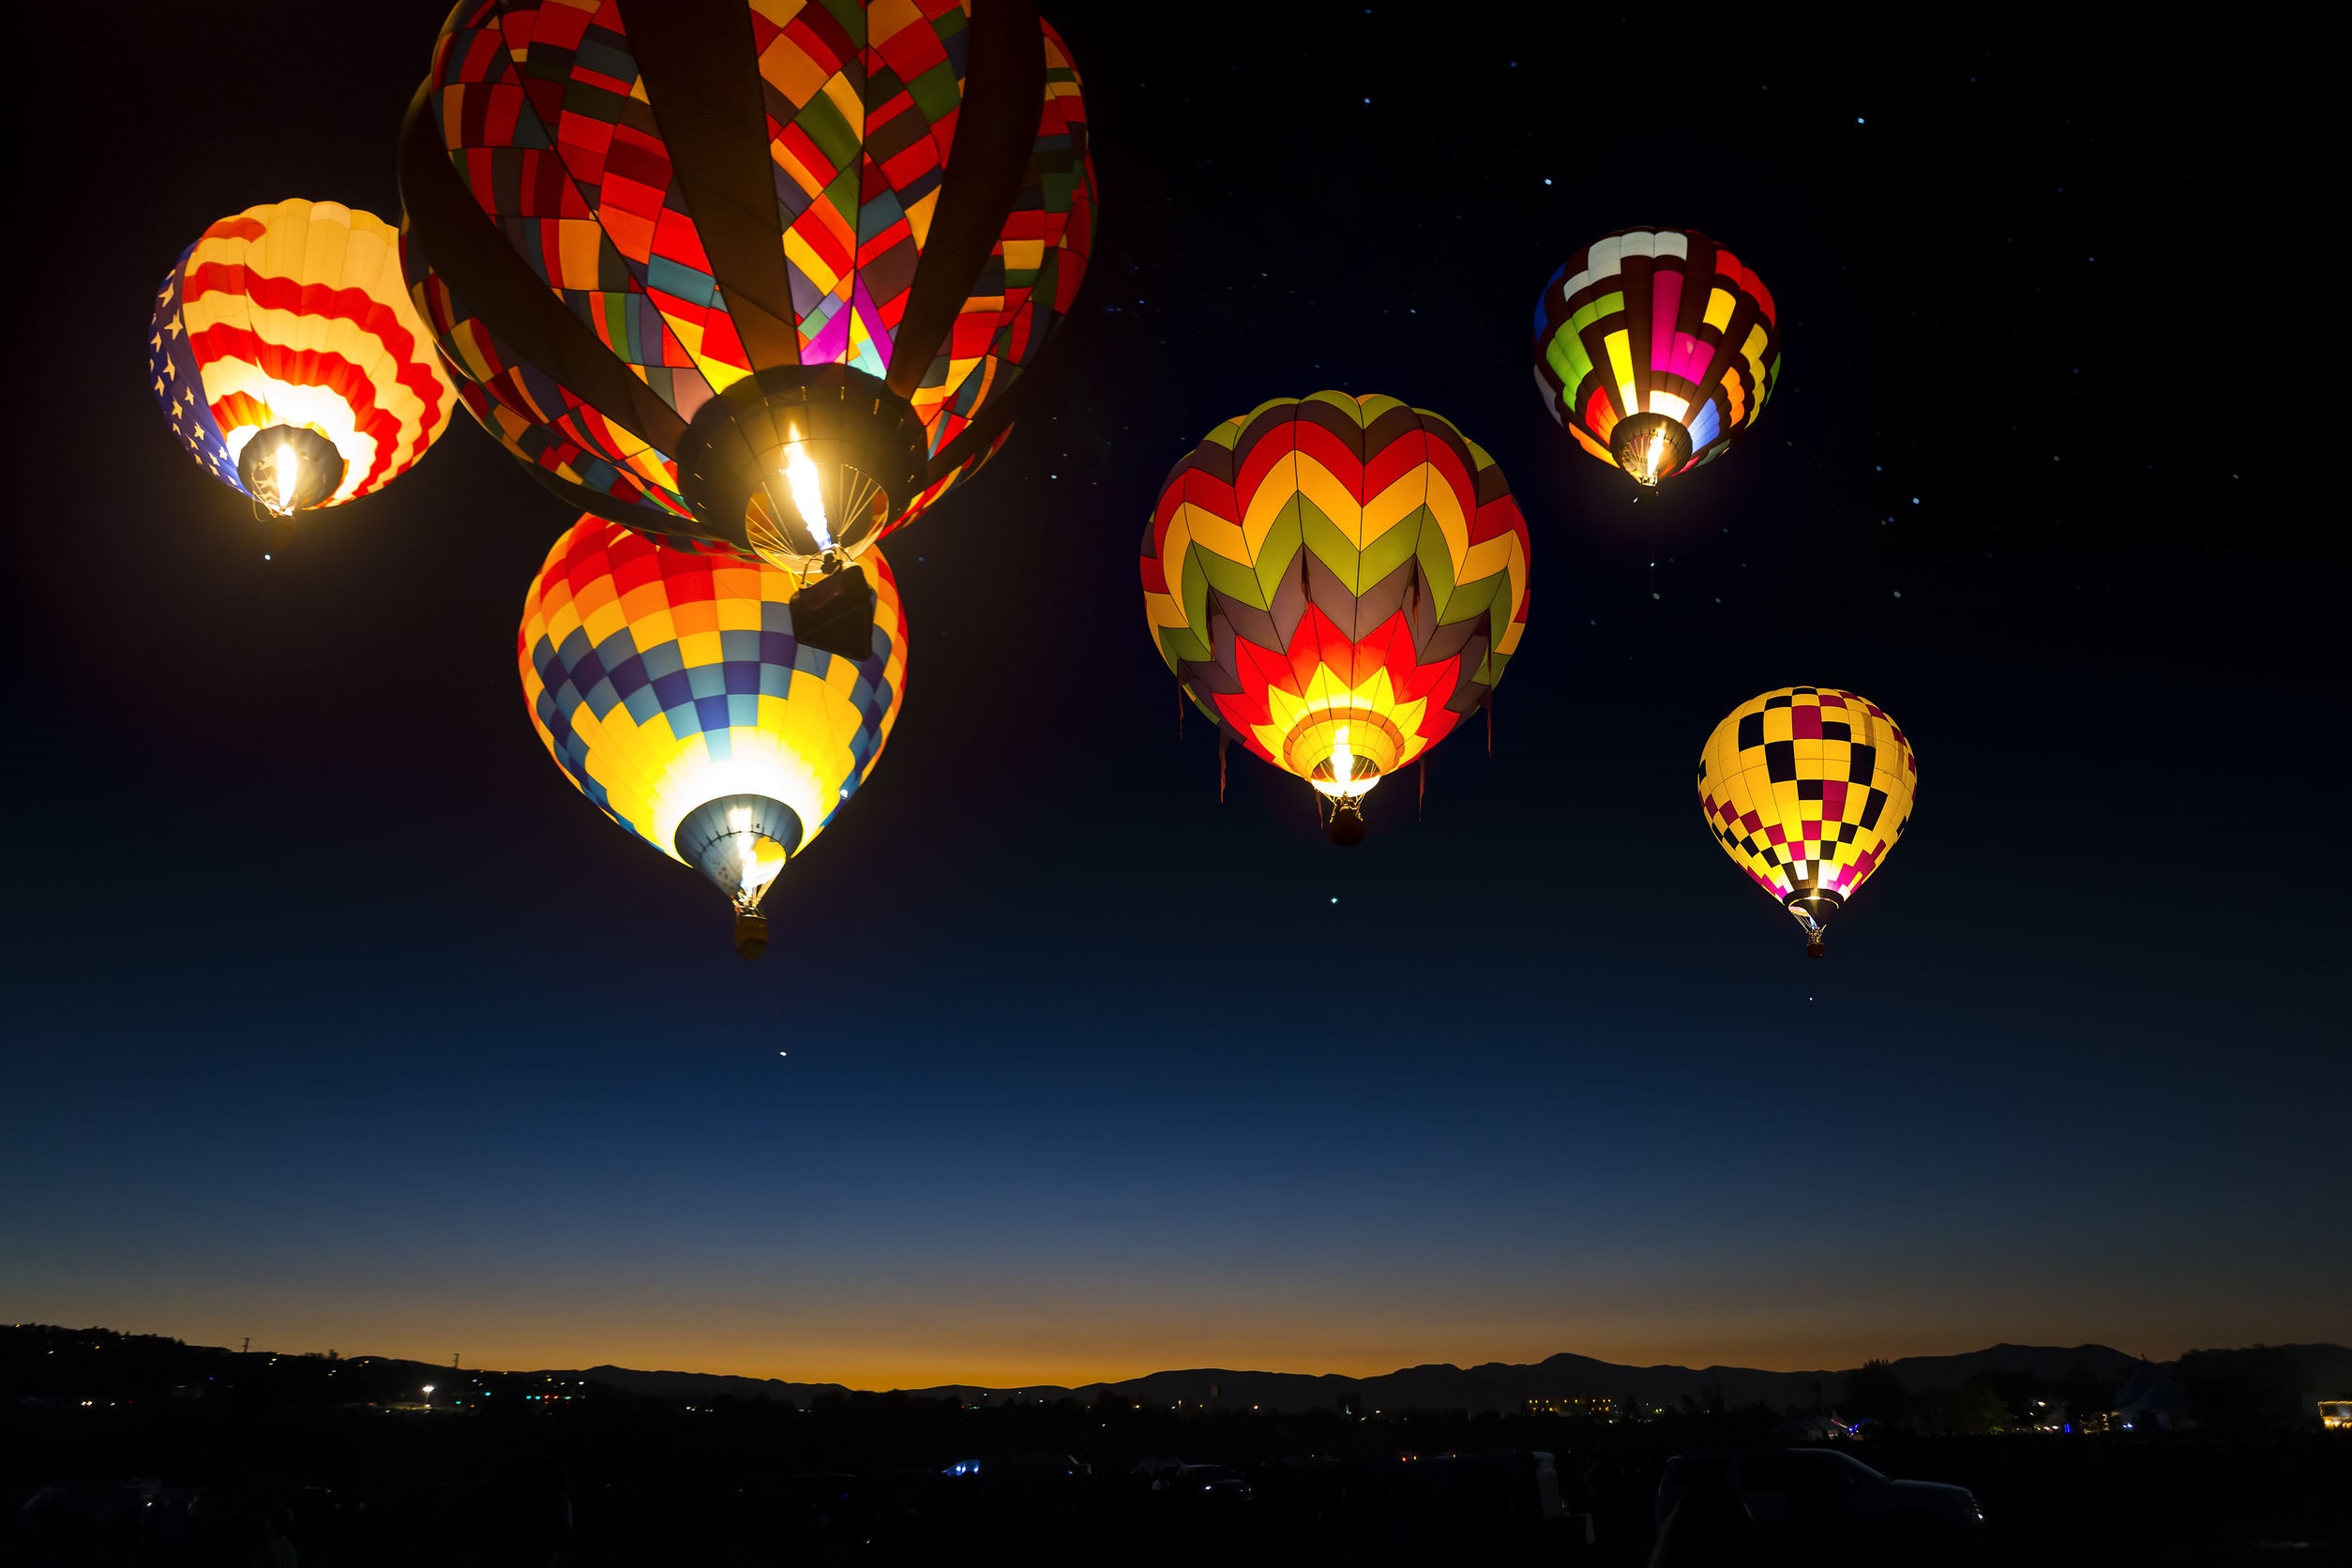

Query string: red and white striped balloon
[149,199,455,511]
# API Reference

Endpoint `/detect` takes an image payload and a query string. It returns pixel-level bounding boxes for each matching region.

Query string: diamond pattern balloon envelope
[1143,392,1530,843]
[1532,227,1779,492]
[150,200,454,520]
[400,0,1095,581]
[520,515,906,957]
[1697,686,1916,957]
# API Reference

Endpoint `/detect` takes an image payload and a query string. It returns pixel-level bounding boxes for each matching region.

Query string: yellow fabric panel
[1458,527,1524,611]
[820,67,866,140]
[1288,453,1362,550]
[1696,686,1920,908]
[556,220,604,291]
[1604,329,1636,416]
[1741,324,1771,400]
[1180,493,1252,569]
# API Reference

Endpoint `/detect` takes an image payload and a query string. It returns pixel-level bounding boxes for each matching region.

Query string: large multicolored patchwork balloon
[1531,227,1779,491]
[400,0,1095,581]
[1143,393,1530,843]
[1697,686,1917,957]
[520,515,906,957]
[149,199,455,518]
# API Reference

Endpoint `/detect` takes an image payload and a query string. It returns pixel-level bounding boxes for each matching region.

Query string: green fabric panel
[814,0,867,39]
[1196,543,1271,611]
[904,60,961,126]
[1546,330,1593,401]
[1414,517,1461,618]
[1152,624,1199,672]
[1176,547,1216,652]
[1252,498,1304,602]
[1571,294,1622,334]
[795,94,863,174]
[1155,547,1215,669]
[1298,495,1365,593]
[1305,389,1372,427]
[1441,565,1502,630]
[1357,503,1423,589]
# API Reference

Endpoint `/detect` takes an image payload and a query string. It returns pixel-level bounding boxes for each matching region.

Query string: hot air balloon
[520,515,906,957]
[401,0,1095,655]
[1143,393,1530,844]
[1696,686,1916,957]
[1531,228,1779,494]
[149,199,455,520]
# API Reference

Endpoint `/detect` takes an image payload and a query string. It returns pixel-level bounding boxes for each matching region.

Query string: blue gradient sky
[4,8,2342,1384]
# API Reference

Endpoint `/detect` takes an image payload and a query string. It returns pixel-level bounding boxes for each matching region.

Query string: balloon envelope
[400,0,1095,567]
[1532,227,1779,487]
[1697,686,1916,951]
[150,199,454,513]
[519,516,906,915]
[1143,392,1530,821]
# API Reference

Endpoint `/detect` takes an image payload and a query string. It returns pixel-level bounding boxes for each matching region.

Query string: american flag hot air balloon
[149,200,455,521]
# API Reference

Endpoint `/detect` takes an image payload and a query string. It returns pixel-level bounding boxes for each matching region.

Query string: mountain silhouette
[522,1341,2352,1414]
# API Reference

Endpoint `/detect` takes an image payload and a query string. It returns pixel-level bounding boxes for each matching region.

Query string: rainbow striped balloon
[148,199,455,513]
[1531,227,1779,490]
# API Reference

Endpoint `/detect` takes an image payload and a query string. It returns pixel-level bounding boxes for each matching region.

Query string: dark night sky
[4,8,2342,1385]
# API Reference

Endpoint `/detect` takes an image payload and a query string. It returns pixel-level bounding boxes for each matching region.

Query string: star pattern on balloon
[147,264,243,493]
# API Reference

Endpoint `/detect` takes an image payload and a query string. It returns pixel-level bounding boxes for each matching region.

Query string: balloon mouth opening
[675,365,927,570]
[1785,889,1844,956]
[1612,412,1692,488]
[235,425,346,515]
[1289,711,1404,796]
[675,794,807,919]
